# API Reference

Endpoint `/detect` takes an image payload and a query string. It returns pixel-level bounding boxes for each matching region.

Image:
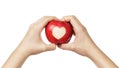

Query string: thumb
[46,44,56,51]
[58,43,73,50]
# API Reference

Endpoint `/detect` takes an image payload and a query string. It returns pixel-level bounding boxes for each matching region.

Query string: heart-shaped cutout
[52,27,66,39]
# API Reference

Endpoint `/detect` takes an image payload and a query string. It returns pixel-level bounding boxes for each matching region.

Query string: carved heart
[52,27,66,39]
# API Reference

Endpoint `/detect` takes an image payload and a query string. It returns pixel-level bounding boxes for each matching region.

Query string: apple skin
[45,20,73,45]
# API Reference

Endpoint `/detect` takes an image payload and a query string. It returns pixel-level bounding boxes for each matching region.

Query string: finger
[58,43,73,50]
[35,16,58,32]
[46,44,56,51]
[61,15,80,25]
[61,16,79,36]
[62,15,85,35]
[63,15,83,26]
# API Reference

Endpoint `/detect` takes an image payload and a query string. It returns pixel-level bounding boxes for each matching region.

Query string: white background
[0,0,120,68]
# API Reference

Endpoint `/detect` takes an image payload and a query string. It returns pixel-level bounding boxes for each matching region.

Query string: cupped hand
[19,16,57,55]
[58,15,95,56]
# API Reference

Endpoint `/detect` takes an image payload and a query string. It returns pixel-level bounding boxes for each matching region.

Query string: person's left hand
[18,16,57,55]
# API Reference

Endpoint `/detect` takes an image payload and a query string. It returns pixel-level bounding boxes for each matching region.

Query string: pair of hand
[3,15,118,68]
[19,15,92,56]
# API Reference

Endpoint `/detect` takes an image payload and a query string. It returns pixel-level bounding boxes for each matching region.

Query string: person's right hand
[58,15,95,56]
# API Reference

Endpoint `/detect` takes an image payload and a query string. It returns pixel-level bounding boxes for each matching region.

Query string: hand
[59,15,94,56]
[19,16,57,55]
[58,15,118,68]
[2,16,117,68]
[2,16,57,68]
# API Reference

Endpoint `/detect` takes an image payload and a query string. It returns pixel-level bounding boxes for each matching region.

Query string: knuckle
[80,26,87,32]
[69,15,76,19]
[30,23,37,29]
[69,15,75,17]
[42,16,49,18]
[42,16,53,19]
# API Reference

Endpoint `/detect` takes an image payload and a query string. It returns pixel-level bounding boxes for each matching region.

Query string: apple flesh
[45,20,73,45]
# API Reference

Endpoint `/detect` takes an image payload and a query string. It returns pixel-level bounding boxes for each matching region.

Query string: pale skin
[2,16,118,68]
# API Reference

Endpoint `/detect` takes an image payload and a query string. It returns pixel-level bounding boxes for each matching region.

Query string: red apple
[45,20,73,45]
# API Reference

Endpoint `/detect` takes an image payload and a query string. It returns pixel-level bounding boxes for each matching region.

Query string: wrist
[83,39,97,57]
[86,44,100,58]
[2,45,30,68]
[86,44,118,68]
[16,45,30,57]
